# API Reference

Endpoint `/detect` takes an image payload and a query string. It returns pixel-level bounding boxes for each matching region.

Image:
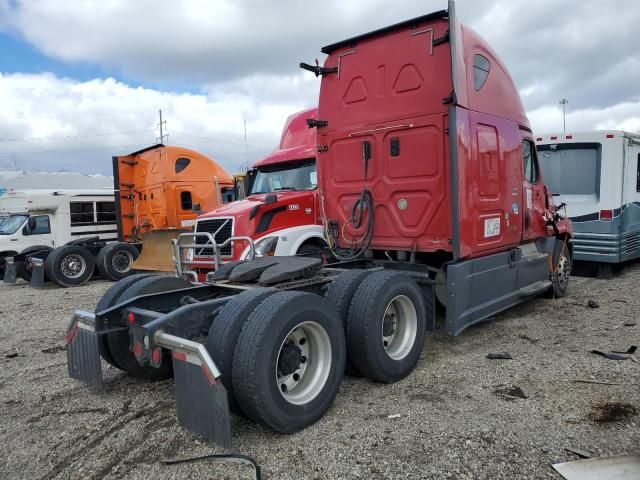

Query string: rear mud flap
[172,354,232,448]
[66,313,103,388]
[65,312,232,447]
[3,257,16,284]
[30,258,46,288]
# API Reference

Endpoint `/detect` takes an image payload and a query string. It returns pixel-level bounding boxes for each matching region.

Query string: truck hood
[199,190,315,218]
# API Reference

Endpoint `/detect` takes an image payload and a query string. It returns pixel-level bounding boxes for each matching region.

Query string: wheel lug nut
[300,356,306,363]
[293,373,300,381]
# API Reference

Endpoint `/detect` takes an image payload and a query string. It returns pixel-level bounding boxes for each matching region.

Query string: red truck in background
[180,107,326,279]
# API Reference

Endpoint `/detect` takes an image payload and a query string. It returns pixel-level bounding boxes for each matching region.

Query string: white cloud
[528,98,640,135]
[1,0,639,175]
[0,72,315,174]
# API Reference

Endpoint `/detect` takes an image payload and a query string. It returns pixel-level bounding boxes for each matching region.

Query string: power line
[0,110,156,119]
[170,129,272,151]
[0,129,155,143]
[0,142,151,156]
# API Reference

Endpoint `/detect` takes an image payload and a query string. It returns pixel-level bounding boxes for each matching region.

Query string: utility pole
[243,118,249,172]
[559,98,569,133]
[157,109,169,144]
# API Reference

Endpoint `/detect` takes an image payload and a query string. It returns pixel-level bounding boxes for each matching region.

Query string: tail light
[599,209,613,221]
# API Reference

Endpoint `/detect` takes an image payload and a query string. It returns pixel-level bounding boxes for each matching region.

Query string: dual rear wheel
[207,289,345,432]
[93,269,430,434]
[208,270,430,432]
[327,270,431,382]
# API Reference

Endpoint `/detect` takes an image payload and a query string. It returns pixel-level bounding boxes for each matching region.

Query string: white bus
[0,189,122,284]
[536,130,640,268]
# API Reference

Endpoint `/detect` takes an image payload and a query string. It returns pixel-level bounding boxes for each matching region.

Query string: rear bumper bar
[66,310,233,447]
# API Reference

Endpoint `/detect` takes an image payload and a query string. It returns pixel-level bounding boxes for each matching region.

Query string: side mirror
[191,203,202,213]
[25,217,36,235]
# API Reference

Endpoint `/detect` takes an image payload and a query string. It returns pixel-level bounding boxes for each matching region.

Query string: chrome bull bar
[172,232,255,281]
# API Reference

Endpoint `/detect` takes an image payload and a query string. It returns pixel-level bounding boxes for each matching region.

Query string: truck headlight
[252,237,278,258]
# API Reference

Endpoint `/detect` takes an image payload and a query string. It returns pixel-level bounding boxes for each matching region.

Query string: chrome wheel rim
[61,254,86,279]
[276,321,332,405]
[382,295,417,360]
[112,250,133,273]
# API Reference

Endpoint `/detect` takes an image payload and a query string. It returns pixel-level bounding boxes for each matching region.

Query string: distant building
[0,170,113,192]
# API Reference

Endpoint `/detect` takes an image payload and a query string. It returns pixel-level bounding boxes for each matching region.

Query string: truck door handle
[10,238,18,241]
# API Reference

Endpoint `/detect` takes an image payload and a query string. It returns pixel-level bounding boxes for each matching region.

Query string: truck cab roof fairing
[456,25,530,128]
[253,107,317,168]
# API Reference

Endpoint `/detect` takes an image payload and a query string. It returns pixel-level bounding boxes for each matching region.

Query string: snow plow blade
[66,311,232,448]
[133,230,184,272]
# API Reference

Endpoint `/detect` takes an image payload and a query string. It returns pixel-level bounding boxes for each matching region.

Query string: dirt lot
[0,266,638,479]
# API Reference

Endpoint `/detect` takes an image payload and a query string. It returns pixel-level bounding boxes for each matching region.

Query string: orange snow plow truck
[112,144,235,274]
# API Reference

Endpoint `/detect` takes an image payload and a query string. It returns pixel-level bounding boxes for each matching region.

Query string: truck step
[522,252,549,262]
[518,280,551,298]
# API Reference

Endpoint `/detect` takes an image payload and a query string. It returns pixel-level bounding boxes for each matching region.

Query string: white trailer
[536,130,640,267]
[0,189,137,286]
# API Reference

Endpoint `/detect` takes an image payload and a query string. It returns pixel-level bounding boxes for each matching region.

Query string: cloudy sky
[0,0,638,175]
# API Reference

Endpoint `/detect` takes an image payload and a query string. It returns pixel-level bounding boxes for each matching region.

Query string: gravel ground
[0,266,638,480]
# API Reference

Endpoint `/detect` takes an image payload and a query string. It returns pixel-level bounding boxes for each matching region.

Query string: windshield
[249,160,316,195]
[0,215,28,235]
[537,143,601,196]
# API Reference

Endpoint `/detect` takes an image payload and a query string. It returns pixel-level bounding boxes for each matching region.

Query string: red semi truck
[179,107,326,280]
[67,1,572,447]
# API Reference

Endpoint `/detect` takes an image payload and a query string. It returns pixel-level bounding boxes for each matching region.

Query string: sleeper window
[180,191,193,210]
[522,141,539,184]
[175,157,191,174]
[636,153,640,192]
[473,54,490,91]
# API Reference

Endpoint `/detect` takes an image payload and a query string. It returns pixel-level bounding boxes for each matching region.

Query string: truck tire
[44,245,95,287]
[95,273,155,369]
[347,271,428,383]
[206,288,276,415]
[105,275,192,380]
[0,254,7,280]
[548,239,571,298]
[324,269,370,376]
[96,242,139,281]
[232,291,346,433]
[16,245,52,282]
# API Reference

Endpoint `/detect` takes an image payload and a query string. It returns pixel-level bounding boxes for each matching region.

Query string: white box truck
[0,189,138,286]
